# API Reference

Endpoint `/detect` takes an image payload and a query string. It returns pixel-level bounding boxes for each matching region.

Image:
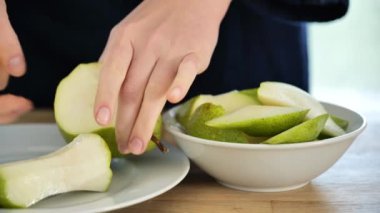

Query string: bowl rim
[163,102,367,150]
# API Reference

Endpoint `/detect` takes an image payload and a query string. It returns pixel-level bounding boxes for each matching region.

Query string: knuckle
[198,56,211,72]
[120,83,141,103]
[146,32,170,55]
[110,23,134,40]
[110,25,122,38]
[148,32,165,45]
[182,52,209,74]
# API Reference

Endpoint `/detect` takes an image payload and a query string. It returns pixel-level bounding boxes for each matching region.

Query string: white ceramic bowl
[163,102,366,192]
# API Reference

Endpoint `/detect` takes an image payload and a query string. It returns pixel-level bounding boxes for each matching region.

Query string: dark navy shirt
[3,0,348,107]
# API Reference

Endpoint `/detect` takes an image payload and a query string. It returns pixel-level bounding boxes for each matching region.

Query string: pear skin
[206,105,309,137]
[186,103,249,143]
[263,114,329,144]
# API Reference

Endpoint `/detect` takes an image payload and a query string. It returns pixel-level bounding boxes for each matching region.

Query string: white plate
[0,124,190,213]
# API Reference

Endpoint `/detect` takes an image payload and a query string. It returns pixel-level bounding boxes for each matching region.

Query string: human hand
[94,0,231,154]
[1,0,32,124]
[0,0,26,89]
[0,94,33,123]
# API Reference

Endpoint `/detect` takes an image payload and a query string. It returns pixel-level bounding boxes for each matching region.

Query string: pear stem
[151,135,169,153]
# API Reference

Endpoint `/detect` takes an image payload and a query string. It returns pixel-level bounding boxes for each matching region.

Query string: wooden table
[16,109,380,213]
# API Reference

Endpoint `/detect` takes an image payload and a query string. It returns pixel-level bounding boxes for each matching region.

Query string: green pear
[54,63,162,157]
[263,114,329,144]
[0,134,112,208]
[257,81,346,137]
[206,105,309,137]
[176,90,259,127]
[186,103,250,143]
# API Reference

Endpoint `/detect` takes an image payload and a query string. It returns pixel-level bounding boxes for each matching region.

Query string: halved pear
[54,63,162,157]
[206,105,309,136]
[176,90,259,127]
[186,103,250,143]
[263,114,329,144]
[0,134,112,208]
[257,81,345,137]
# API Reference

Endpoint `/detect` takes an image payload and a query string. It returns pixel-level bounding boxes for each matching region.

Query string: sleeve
[238,0,349,22]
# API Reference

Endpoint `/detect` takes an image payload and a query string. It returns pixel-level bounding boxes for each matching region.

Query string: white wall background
[309,0,380,116]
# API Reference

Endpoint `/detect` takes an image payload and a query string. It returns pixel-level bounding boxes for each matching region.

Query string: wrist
[187,0,231,27]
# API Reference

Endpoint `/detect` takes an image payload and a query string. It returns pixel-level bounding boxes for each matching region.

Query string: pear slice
[0,134,112,208]
[331,115,349,130]
[206,105,309,137]
[176,95,206,127]
[176,90,259,127]
[239,88,261,104]
[263,114,329,144]
[186,103,250,143]
[54,63,163,157]
[318,115,350,139]
[257,81,345,137]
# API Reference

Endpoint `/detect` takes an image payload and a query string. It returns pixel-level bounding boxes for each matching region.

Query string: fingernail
[128,137,144,155]
[96,107,110,125]
[8,56,25,75]
[170,87,181,101]
[119,143,130,154]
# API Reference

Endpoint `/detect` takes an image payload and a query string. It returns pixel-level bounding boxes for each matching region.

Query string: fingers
[0,0,26,78]
[166,53,200,104]
[94,28,134,126]
[115,52,157,153]
[0,70,9,90]
[125,59,177,155]
[119,53,202,155]
[0,94,33,124]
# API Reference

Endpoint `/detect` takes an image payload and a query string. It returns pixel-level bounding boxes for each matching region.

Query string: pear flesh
[263,114,329,144]
[257,81,345,137]
[0,134,112,208]
[54,63,162,157]
[206,105,309,137]
[176,90,259,127]
[239,88,261,103]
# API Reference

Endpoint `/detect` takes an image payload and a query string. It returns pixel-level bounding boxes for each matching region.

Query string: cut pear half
[257,81,345,137]
[176,90,259,127]
[0,134,112,208]
[54,63,162,157]
[55,63,103,134]
[263,114,329,144]
[206,105,309,136]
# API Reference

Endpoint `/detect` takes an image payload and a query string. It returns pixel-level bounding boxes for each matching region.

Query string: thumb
[0,0,26,78]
